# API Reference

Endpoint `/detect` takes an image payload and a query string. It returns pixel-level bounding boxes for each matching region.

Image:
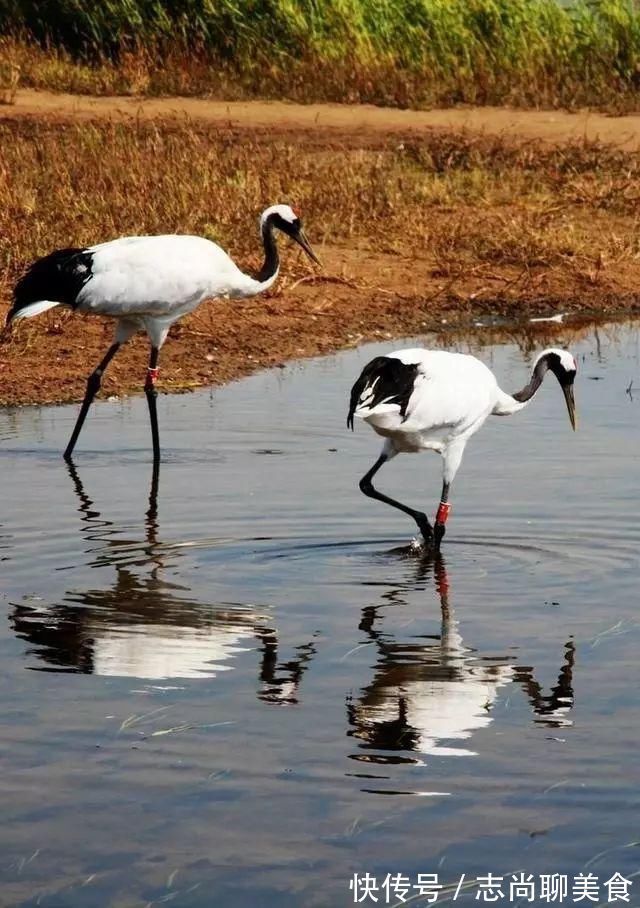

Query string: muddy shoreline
[2,279,636,408]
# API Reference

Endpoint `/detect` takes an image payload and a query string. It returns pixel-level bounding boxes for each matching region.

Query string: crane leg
[64,343,121,461]
[434,481,451,550]
[144,347,161,465]
[359,454,433,543]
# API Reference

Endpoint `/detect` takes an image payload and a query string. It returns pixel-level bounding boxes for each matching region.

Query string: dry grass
[2,115,640,405]
[0,59,19,104]
[2,118,640,288]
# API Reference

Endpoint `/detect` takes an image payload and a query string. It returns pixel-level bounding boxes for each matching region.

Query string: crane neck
[511,367,545,404]
[255,218,280,288]
[493,359,547,416]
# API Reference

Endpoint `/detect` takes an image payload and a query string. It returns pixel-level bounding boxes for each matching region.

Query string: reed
[2,1,640,108]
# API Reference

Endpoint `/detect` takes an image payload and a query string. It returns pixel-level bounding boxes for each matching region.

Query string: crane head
[260,204,321,266]
[535,348,577,431]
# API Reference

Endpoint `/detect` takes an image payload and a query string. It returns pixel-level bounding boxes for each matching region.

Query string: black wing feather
[8,248,94,324]
[347,356,419,429]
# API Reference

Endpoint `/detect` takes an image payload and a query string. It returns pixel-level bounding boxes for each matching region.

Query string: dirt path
[6,89,640,147]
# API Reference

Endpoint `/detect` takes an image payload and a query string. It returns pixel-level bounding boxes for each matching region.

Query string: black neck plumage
[256,219,280,284]
[511,358,548,403]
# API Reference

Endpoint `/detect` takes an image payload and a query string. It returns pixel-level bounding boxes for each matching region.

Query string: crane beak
[562,383,577,431]
[294,228,322,266]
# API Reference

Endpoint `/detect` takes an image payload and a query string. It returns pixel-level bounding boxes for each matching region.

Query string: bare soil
[7,90,640,148]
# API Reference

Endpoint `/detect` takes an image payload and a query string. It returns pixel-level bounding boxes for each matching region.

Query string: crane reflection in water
[347,554,575,770]
[10,463,316,702]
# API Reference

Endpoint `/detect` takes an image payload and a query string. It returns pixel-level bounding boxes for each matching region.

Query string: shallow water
[1,322,639,907]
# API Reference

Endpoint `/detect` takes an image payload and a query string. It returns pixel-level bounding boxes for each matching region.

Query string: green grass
[3,0,640,108]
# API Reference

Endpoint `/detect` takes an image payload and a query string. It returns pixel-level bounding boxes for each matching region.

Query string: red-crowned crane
[347,347,577,548]
[7,204,320,463]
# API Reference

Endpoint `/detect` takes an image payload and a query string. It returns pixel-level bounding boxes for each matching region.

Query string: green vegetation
[2,0,640,108]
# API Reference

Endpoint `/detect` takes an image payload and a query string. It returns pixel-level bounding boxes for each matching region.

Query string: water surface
[1,322,639,907]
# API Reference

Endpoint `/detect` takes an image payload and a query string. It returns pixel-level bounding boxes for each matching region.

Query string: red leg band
[147,366,160,385]
[435,501,451,525]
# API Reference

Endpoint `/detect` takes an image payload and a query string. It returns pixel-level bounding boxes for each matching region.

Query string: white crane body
[76,235,271,315]
[348,346,577,547]
[8,204,319,462]
[355,349,501,462]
